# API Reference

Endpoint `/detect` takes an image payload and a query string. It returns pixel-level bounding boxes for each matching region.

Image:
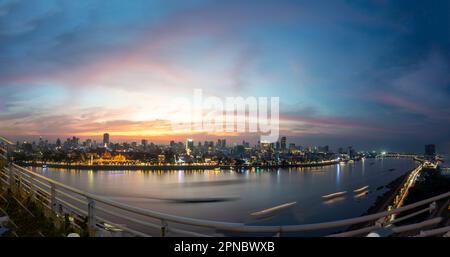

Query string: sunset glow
[0,0,449,151]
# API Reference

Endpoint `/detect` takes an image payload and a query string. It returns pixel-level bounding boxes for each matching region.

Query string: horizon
[6,134,449,154]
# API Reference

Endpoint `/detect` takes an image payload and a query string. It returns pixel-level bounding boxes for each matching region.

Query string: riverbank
[395,169,450,227]
[18,160,339,171]
[346,166,416,231]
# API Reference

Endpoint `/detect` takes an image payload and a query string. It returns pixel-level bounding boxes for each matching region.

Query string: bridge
[0,137,449,237]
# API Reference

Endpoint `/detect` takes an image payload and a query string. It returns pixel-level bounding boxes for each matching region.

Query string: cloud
[0,1,449,150]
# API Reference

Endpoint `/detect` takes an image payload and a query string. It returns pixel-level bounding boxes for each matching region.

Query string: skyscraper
[221,139,226,148]
[280,136,287,151]
[186,138,194,155]
[425,144,436,157]
[217,139,226,148]
[348,146,355,159]
[103,133,110,146]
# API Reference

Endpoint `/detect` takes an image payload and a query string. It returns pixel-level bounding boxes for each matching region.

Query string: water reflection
[361,158,365,175]
[335,163,341,187]
[31,158,417,226]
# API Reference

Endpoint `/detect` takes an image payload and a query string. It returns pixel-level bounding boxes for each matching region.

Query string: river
[28,158,418,235]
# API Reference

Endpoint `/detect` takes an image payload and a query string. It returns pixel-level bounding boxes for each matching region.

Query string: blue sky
[0,0,449,152]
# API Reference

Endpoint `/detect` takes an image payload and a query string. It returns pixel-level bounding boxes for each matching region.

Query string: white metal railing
[415,225,450,237]
[0,138,449,237]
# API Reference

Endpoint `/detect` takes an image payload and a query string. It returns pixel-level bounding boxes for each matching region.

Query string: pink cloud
[280,113,388,132]
[371,92,433,117]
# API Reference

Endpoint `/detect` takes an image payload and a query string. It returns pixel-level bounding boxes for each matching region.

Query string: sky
[0,0,449,153]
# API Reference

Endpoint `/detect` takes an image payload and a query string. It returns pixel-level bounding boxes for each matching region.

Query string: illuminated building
[158,154,165,164]
[103,133,110,146]
[289,143,296,152]
[260,140,271,151]
[186,138,194,155]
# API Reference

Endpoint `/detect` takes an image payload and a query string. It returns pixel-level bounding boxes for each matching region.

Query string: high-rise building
[186,138,194,155]
[425,144,436,157]
[217,139,226,148]
[85,139,92,148]
[141,139,148,147]
[348,146,355,159]
[260,140,270,151]
[289,143,296,152]
[319,145,329,153]
[281,136,287,151]
[217,139,222,148]
[103,133,110,146]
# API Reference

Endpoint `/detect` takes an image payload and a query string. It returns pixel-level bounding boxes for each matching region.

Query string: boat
[250,201,297,218]
[354,191,369,198]
[322,191,347,199]
[353,185,369,193]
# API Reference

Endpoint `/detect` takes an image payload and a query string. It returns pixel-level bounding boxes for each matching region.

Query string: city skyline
[1,0,449,153]
[6,133,443,154]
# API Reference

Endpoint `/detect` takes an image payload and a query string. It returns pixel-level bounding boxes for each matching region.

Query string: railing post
[29,173,35,200]
[161,219,168,237]
[429,201,436,214]
[87,197,97,236]
[50,183,57,212]
[17,170,22,193]
[375,217,386,228]
[8,165,14,191]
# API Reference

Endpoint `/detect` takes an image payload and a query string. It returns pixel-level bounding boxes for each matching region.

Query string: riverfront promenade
[19,160,339,171]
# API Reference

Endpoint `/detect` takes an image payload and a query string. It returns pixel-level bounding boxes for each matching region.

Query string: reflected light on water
[87,170,94,191]
[30,158,417,226]
[177,170,184,183]
[362,158,365,175]
[336,164,341,187]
